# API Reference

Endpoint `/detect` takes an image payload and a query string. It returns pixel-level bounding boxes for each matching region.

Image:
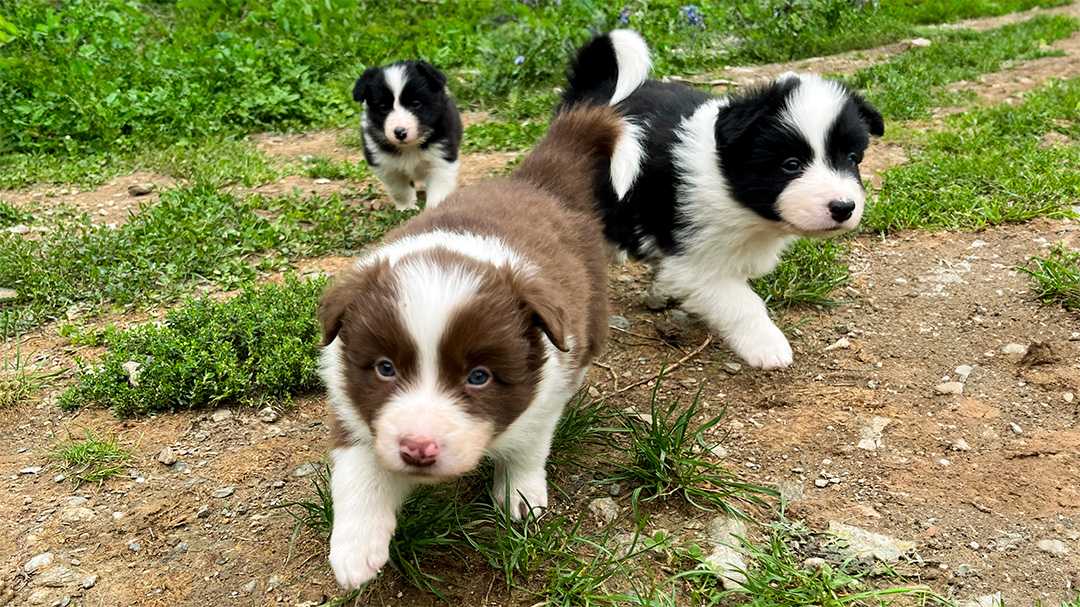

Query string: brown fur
[319,106,622,439]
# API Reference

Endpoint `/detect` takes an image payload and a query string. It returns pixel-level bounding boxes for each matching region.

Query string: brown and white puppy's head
[319,234,568,482]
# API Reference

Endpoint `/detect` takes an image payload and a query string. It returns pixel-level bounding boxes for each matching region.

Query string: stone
[81,575,97,589]
[704,515,748,590]
[20,466,43,475]
[823,337,851,352]
[828,522,915,563]
[266,575,283,592]
[608,315,631,331]
[607,483,622,497]
[955,365,974,381]
[197,504,211,518]
[127,183,155,196]
[241,579,257,595]
[127,539,141,553]
[587,386,601,398]
[35,566,77,588]
[1020,341,1058,366]
[802,557,828,570]
[121,361,141,387]
[856,416,892,451]
[952,438,971,452]
[722,362,742,375]
[60,506,96,523]
[292,463,319,478]
[24,552,55,574]
[1001,342,1027,356]
[7,224,30,235]
[588,497,619,525]
[313,177,332,185]
[935,381,964,395]
[1036,538,1068,556]
[1065,392,1075,403]
[958,593,1003,607]
[257,407,279,423]
[643,291,669,311]
[210,408,233,422]
[814,478,830,489]
[909,37,932,47]
[213,486,235,498]
[156,447,177,466]
[27,589,53,605]
[1009,422,1023,436]
[0,288,17,301]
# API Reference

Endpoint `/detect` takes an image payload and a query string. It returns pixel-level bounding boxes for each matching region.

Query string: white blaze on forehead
[357,230,532,275]
[383,64,408,100]
[778,73,849,157]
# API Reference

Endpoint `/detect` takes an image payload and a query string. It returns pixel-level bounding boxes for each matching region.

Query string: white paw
[726,321,793,370]
[493,468,548,521]
[329,518,395,590]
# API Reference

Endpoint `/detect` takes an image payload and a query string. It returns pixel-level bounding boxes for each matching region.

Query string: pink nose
[399,436,439,468]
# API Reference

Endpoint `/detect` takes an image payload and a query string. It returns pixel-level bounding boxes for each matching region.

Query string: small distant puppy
[318,105,622,589]
[353,61,463,210]
[561,31,884,369]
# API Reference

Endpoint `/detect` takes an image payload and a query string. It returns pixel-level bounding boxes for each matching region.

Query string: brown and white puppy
[318,105,620,590]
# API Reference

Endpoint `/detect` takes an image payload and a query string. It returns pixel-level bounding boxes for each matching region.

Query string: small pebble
[1009,422,1023,436]
[935,381,964,395]
[127,183,155,196]
[814,478,829,489]
[722,362,741,374]
[213,486,235,498]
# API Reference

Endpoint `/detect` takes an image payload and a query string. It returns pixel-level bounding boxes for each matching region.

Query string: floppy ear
[714,100,770,148]
[852,94,885,137]
[317,262,388,346]
[512,273,570,353]
[414,61,448,90]
[352,67,381,104]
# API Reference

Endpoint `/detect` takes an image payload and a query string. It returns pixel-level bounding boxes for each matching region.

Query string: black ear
[413,61,448,90]
[714,99,770,148]
[352,67,381,104]
[852,94,885,137]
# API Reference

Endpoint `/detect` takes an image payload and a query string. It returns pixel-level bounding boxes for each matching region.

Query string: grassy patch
[301,156,370,181]
[607,382,776,520]
[51,429,132,485]
[60,276,324,417]
[0,349,58,408]
[867,77,1079,233]
[462,120,548,153]
[849,15,1079,120]
[1021,244,1080,311]
[676,518,932,606]
[0,185,406,333]
[754,239,850,309]
[0,201,30,227]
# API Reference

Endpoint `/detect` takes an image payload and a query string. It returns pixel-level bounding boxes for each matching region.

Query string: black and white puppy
[561,31,884,369]
[353,61,463,210]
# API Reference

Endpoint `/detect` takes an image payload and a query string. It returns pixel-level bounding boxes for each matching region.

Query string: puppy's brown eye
[466,367,491,387]
[847,152,861,165]
[375,358,396,379]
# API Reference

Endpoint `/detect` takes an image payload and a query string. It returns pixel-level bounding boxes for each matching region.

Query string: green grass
[51,429,132,485]
[0,349,58,408]
[675,518,934,607]
[60,276,325,417]
[867,77,1080,233]
[754,239,850,309]
[462,120,548,153]
[301,156,370,181]
[849,15,1079,120]
[0,185,407,333]
[1021,244,1080,311]
[607,381,776,520]
[0,201,30,227]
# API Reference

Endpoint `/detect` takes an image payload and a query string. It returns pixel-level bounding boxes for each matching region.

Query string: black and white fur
[561,31,885,369]
[353,61,463,210]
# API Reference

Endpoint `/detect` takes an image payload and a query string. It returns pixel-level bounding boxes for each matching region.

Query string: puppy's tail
[560,29,650,108]
[513,105,621,217]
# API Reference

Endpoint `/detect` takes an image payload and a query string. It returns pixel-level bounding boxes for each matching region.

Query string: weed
[1021,244,1080,311]
[60,277,326,417]
[754,239,850,309]
[0,201,30,227]
[462,120,547,153]
[0,349,58,408]
[606,380,776,520]
[51,429,132,485]
[302,156,370,181]
[867,77,1080,233]
[849,15,1079,120]
[550,391,624,466]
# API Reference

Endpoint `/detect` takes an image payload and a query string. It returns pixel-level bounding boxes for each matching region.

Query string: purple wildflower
[681,4,705,28]
[514,55,526,66]
[618,7,631,25]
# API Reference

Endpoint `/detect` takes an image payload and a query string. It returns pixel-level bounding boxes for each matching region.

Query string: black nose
[828,199,856,223]
[393,127,408,142]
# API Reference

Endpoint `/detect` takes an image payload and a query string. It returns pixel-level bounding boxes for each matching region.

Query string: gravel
[588,497,619,525]
[156,447,177,466]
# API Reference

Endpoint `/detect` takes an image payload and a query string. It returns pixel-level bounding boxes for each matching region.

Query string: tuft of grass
[754,239,850,309]
[867,77,1080,233]
[60,276,326,417]
[550,391,624,466]
[0,201,30,227]
[849,15,1079,120]
[301,156,370,181]
[462,120,548,153]
[1021,244,1080,311]
[607,380,776,520]
[51,429,132,485]
[675,518,934,607]
[0,185,407,333]
[0,349,58,408]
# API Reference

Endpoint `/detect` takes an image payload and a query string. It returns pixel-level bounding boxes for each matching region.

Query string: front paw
[329,522,394,590]
[493,468,548,521]
[726,321,793,370]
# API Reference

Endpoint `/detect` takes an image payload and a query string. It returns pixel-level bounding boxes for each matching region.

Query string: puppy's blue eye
[781,158,802,173]
[466,367,491,387]
[375,358,396,379]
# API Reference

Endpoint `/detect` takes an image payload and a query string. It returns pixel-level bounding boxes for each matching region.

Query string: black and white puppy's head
[353,61,449,148]
[716,72,884,235]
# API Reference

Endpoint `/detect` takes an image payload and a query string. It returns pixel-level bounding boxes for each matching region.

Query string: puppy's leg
[377,169,417,211]
[677,277,793,370]
[423,159,459,209]
[329,444,413,589]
